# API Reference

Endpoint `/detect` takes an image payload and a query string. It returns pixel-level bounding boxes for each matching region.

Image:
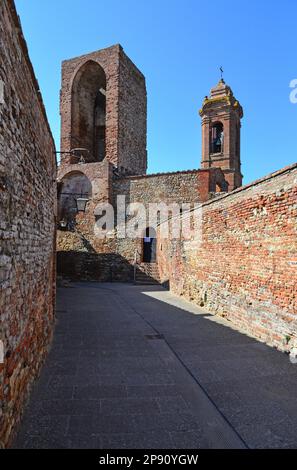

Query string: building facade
[57,46,296,353]
[57,45,238,282]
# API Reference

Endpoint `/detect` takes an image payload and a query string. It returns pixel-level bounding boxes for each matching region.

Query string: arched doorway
[143,227,157,263]
[58,171,92,226]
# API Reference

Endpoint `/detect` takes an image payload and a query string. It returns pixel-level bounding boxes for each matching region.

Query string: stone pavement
[14,283,297,449]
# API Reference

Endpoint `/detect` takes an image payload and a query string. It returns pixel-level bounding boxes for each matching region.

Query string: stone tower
[60,44,147,175]
[199,79,243,191]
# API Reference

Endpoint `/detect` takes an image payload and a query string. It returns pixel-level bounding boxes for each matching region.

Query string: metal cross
[220,66,224,80]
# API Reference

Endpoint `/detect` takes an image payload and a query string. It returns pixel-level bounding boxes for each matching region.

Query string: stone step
[134,266,160,285]
[135,280,160,285]
[138,275,159,280]
[138,263,159,276]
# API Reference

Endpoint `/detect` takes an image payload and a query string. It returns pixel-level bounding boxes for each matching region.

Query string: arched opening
[71,61,106,163]
[210,122,224,154]
[58,171,92,227]
[143,227,157,263]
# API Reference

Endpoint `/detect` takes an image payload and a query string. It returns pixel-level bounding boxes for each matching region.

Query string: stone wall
[113,170,207,266]
[112,168,227,266]
[0,0,56,447]
[57,167,226,280]
[57,161,122,281]
[158,164,297,352]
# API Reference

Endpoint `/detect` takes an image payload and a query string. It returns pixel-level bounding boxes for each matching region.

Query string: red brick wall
[158,164,297,351]
[0,0,56,447]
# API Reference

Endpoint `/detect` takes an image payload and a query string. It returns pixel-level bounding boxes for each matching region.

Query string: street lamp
[76,195,89,212]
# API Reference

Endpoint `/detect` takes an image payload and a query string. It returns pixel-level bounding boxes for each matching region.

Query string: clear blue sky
[15,0,296,183]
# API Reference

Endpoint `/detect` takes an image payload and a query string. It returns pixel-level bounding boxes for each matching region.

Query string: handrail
[133,249,141,284]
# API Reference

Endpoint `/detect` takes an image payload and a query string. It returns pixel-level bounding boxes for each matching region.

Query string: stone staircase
[134,262,160,285]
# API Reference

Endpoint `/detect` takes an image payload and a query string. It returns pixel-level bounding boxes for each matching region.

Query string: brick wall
[158,164,297,351]
[0,0,56,447]
[57,166,227,280]
[57,161,121,281]
[117,48,147,174]
[112,170,206,269]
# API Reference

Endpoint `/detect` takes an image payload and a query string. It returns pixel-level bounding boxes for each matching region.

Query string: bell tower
[59,44,147,175]
[199,79,243,191]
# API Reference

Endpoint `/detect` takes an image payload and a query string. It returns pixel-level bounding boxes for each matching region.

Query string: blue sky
[15,0,296,184]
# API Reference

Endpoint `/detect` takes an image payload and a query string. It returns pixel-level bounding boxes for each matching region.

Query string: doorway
[143,227,157,263]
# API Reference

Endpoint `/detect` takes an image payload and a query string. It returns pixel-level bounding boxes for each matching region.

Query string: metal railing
[133,249,141,284]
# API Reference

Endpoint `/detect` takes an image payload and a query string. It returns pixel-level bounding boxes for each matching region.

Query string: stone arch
[58,171,92,222]
[71,61,106,163]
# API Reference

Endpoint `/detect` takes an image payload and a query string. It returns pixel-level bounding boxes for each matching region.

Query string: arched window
[210,122,224,154]
[71,61,106,162]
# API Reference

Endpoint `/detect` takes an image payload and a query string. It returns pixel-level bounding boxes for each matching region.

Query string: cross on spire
[220,66,224,81]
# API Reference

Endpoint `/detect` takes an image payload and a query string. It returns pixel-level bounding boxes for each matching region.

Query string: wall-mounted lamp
[76,195,89,213]
[59,192,89,214]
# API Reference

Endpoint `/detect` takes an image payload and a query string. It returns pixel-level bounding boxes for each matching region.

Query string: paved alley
[14,283,297,449]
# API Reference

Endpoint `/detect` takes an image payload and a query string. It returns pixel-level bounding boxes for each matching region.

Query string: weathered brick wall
[57,161,123,281]
[60,45,147,174]
[0,0,56,447]
[57,166,227,280]
[118,48,147,174]
[112,169,227,266]
[158,164,297,351]
[113,170,206,266]
[114,170,203,206]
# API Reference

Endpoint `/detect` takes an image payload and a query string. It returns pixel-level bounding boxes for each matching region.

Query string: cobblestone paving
[14,283,297,449]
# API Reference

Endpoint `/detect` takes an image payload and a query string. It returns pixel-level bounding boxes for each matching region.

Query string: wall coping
[117,169,206,181]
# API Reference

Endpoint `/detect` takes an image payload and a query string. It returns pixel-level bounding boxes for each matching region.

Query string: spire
[200,80,243,119]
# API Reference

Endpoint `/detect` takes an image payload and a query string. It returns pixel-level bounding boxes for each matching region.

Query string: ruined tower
[199,79,243,191]
[60,44,147,175]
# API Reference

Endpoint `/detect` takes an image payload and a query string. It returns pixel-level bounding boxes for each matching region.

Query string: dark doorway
[143,227,157,263]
